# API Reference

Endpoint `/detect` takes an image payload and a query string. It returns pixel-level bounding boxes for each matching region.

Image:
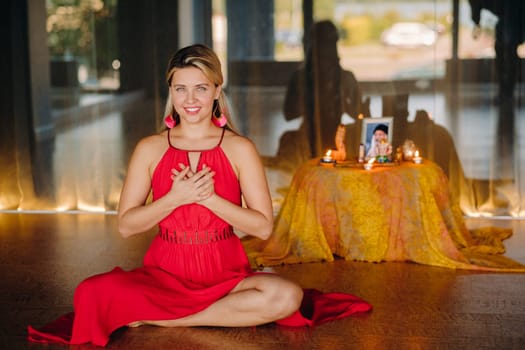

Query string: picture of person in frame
[362,118,393,162]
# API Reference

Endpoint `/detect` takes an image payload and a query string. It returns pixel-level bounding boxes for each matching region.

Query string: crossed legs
[128,274,303,328]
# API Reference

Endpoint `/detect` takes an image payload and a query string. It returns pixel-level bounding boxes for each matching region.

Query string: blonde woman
[28,44,371,347]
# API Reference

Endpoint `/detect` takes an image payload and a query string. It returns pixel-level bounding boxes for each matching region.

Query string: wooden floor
[1,213,525,350]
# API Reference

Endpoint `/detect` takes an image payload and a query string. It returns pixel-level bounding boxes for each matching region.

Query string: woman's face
[169,66,221,125]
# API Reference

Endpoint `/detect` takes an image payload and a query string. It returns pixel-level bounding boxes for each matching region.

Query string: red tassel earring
[212,100,227,127]
[213,113,227,127]
[164,115,176,128]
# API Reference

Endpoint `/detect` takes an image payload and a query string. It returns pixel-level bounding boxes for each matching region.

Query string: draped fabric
[243,159,525,272]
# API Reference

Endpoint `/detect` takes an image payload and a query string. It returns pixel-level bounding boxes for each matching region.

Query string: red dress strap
[167,127,226,151]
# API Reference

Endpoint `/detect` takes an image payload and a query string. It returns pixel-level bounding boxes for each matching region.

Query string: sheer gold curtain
[262,0,523,218]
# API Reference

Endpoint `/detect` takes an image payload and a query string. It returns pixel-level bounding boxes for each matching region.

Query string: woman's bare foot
[127,321,144,328]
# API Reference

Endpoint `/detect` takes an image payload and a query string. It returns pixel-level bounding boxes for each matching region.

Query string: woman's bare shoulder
[221,130,262,170]
[222,130,257,153]
[130,132,168,167]
[135,132,166,151]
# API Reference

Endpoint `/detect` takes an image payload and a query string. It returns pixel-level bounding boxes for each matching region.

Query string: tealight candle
[320,149,335,164]
[412,150,423,164]
[364,158,375,170]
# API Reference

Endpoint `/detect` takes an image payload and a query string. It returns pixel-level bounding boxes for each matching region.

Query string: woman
[28,44,371,347]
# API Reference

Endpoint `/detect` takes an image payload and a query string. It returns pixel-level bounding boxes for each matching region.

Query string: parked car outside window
[381,22,437,48]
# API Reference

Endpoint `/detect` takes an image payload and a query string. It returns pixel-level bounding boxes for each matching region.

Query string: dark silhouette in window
[469,0,525,101]
[276,20,369,169]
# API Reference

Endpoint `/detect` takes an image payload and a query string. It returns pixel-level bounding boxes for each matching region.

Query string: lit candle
[413,150,423,164]
[320,149,334,163]
[364,158,375,170]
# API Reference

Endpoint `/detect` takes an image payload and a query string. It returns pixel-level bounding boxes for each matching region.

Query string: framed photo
[361,117,394,156]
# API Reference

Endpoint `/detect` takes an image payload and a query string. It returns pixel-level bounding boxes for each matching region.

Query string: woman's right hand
[169,163,215,205]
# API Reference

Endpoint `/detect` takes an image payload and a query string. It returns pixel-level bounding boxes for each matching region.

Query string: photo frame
[361,117,394,156]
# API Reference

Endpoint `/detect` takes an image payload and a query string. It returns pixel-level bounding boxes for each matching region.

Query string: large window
[3,0,522,218]
[314,0,452,81]
[47,0,119,96]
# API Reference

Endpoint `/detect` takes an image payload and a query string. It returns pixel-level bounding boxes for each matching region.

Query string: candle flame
[368,158,376,164]
[325,149,332,157]
[415,150,420,157]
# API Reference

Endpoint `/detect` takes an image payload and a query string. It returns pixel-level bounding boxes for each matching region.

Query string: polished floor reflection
[0,213,524,349]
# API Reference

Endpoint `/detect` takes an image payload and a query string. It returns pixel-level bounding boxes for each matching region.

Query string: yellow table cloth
[244,159,525,271]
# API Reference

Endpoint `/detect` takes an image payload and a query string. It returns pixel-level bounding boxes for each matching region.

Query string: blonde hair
[164,44,234,131]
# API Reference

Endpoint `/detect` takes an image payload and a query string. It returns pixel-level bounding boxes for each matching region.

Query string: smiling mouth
[185,107,200,113]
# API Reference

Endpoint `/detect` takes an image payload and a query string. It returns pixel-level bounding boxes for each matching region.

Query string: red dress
[28,129,372,347]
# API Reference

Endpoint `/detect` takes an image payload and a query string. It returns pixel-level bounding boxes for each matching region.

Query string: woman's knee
[73,276,98,306]
[282,281,303,312]
[73,270,121,304]
[263,279,303,320]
